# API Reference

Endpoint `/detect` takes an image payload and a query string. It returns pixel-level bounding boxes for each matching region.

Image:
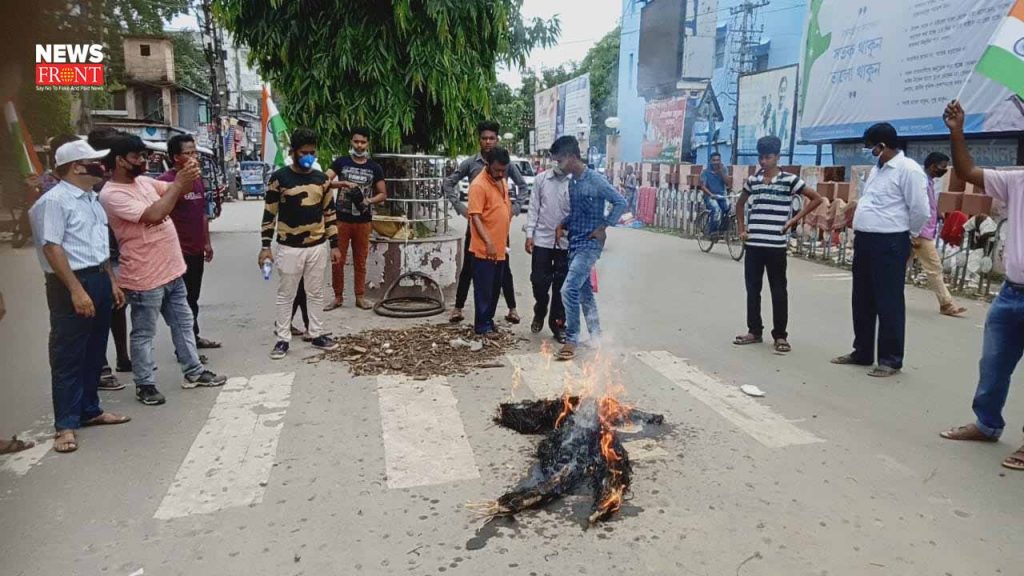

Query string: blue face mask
[298,153,316,170]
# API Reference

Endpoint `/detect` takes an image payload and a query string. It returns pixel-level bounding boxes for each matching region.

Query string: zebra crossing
[1,350,825,520]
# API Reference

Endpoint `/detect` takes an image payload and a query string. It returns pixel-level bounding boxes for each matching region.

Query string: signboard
[534,86,559,151]
[533,73,591,152]
[737,65,798,159]
[799,0,1024,142]
[642,96,688,162]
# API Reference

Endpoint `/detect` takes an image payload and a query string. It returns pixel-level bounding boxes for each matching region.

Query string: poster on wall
[642,96,688,162]
[534,86,559,151]
[799,0,1023,142]
[737,65,798,158]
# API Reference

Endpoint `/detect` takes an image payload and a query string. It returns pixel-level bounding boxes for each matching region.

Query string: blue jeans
[561,248,602,346]
[46,269,111,430]
[704,195,729,234]
[472,258,505,334]
[126,277,204,388]
[972,283,1024,438]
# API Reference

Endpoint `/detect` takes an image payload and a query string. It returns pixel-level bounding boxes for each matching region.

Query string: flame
[540,340,553,370]
[509,365,523,401]
[553,392,574,429]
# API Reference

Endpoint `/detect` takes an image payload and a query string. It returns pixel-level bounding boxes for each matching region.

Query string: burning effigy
[471,353,665,525]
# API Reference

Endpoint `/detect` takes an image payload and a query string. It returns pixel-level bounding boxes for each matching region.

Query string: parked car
[456,155,534,212]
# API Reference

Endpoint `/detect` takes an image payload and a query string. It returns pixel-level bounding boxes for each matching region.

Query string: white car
[458,156,535,212]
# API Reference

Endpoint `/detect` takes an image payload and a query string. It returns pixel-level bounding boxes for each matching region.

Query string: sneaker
[136,385,166,406]
[270,341,289,360]
[310,335,339,351]
[98,373,125,391]
[183,370,228,389]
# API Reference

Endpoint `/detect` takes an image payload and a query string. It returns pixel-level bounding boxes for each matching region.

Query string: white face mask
[551,165,566,177]
[350,148,369,159]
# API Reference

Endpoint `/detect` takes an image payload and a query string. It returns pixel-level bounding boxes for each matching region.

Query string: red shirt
[157,169,207,256]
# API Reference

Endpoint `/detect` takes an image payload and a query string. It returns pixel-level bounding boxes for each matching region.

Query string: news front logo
[35,44,105,91]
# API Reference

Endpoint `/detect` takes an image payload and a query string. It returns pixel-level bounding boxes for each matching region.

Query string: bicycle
[694,193,745,262]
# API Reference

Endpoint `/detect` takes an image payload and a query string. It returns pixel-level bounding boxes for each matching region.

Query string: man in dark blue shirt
[699,152,730,234]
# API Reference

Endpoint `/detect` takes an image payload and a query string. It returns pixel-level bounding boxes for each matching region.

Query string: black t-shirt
[330,156,385,223]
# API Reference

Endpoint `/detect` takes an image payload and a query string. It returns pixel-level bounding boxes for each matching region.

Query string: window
[140,44,151,57]
[752,41,771,72]
[714,26,727,69]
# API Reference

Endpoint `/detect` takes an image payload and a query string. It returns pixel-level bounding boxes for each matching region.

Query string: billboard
[642,96,688,162]
[799,0,1024,142]
[534,73,591,152]
[737,65,798,159]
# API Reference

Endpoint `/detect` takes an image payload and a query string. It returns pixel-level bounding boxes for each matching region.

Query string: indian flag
[260,85,289,168]
[975,0,1024,97]
[4,101,43,177]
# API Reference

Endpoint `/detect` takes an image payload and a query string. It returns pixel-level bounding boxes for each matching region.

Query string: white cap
[54,140,109,167]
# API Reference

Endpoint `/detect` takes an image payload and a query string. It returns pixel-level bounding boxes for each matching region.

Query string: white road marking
[622,438,670,461]
[154,373,294,520]
[635,351,825,448]
[0,417,54,477]
[378,375,479,489]
[814,272,852,278]
[505,352,583,398]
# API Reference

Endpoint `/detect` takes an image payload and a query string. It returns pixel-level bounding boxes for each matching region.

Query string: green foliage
[213,0,560,153]
[579,27,620,149]
[170,32,213,94]
[20,89,74,138]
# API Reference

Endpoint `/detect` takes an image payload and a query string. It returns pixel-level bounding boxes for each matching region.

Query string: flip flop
[449,310,465,323]
[940,424,999,442]
[556,345,576,362]
[733,334,763,345]
[323,300,343,312]
[505,311,521,325]
[940,305,968,318]
[53,430,77,454]
[82,413,132,427]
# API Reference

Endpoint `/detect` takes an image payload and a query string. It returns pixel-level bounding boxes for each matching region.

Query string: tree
[214,0,560,153]
[170,32,213,95]
[579,27,620,150]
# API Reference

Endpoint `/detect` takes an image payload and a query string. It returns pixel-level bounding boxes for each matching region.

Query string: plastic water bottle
[262,259,273,280]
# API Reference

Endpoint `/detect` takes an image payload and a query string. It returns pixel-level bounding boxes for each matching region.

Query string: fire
[509,365,523,401]
[553,393,574,429]
[540,340,553,370]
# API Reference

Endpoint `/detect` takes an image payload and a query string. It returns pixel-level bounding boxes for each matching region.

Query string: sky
[166,0,622,89]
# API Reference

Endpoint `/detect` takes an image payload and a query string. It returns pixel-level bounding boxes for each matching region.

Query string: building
[616,0,832,167]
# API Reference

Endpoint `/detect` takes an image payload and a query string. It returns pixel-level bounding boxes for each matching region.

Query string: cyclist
[699,152,730,235]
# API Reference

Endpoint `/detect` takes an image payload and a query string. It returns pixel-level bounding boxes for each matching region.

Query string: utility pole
[199,0,230,192]
[728,0,769,165]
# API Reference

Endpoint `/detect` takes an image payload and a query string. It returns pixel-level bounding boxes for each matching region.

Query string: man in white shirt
[832,123,930,378]
[525,162,571,342]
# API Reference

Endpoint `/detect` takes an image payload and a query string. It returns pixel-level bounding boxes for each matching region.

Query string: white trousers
[275,243,329,342]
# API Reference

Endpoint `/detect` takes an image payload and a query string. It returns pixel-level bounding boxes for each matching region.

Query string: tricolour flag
[4,101,43,177]
[975,0,1024,97]
[261,85,289,168]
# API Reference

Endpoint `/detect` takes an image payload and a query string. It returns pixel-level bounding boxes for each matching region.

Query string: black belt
[1006,280,1024,292]
[46,262,107,279]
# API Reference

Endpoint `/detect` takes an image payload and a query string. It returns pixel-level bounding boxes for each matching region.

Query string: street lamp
[604,116,621,131]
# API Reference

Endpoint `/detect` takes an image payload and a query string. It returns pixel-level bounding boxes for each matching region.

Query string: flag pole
[953,69,976,103]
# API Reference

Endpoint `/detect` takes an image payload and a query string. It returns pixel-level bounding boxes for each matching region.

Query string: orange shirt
[467,170,511,261]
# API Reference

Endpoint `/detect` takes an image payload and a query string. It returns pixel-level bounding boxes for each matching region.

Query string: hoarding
[533,73,591,152]
[534,86,559,151]
[642,96,688,162]
[799,0,1023,142]
[737,66,798,159]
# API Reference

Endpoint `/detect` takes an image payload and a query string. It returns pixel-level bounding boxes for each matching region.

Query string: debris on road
[323,323,524,379]
[740,384,766,398]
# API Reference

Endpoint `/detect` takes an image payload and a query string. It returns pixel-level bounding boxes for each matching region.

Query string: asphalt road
[1,200,1021,576]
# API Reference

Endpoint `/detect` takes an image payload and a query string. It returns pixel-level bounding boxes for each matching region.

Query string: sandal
[831,353,872,366]
[774,339,792,353]
[940,423,999,442]
[940,304,968,318]
[196,337,222,349]
[1002,446,1024,471]
[323,300,343,312]
[556,344,576,362]
[53,430,77,454]
[0,435,35,455]
[868,365,900,378]
[449,309,465,323]
[82,412,132,427]
[505,310,521,325]
[733,333,763,346]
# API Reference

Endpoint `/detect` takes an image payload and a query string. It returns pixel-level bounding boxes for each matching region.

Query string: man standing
[550,136,627,360]
[158,134,221,349]
[259,128,342,360]
[100,135,227,406]
[29,139,131,452]
[525,153,571,343]
[832,123,930,377]
[467,148,513,337]
[324,127,387,311]
[699,152,730,233]
[443,121,528,324]
[915,152,967,317]
[940,101,1024,471]
[734,136,822,353]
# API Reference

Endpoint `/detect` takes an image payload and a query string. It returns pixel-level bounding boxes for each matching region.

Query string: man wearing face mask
[525,150,571,343]
[324,127,387,312]
[913,152,966,318]
[100,135,228,406]
[832,123,930,378]
[443,121,528,325]
[260,128,341,360]
[28,139,132,453]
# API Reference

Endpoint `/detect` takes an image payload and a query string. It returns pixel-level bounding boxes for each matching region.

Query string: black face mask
[935,169,949,178]
[82,162,106,179]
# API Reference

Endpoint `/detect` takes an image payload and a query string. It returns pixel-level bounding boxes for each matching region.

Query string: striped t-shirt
[743,170,805,249]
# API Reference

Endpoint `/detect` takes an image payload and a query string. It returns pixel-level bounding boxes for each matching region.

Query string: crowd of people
[4,103,1023,472]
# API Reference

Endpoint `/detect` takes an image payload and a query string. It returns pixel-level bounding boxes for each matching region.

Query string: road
[1,200,1021,576]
